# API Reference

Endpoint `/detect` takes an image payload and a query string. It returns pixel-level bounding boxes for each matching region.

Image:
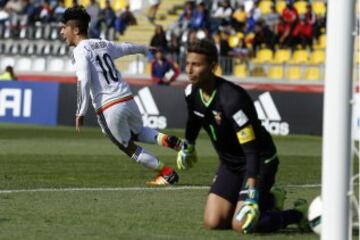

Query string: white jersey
[73,39,148,116]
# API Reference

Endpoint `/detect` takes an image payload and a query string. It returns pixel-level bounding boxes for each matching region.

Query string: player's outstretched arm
[110,42,149,59]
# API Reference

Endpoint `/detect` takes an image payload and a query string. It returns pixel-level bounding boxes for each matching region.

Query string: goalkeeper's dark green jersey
[184,77,277,178]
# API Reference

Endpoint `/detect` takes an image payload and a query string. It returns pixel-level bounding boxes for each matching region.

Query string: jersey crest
[212,110,222,125]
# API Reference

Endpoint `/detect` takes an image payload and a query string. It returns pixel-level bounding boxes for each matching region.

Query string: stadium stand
[0,0,328,81]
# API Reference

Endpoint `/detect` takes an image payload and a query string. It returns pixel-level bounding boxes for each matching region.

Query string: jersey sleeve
[184,84,202,144]
[108,42,148,59]
[224,88,260,179]
[73,48,91,116]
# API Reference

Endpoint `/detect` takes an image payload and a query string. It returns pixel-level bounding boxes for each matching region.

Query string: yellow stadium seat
[259,0,273,15]
[294,1,307,15]
[312,1,326,16]
[290,49,309,64]
[314,34,326,50]
[215,65,223,76]
[228,35,240,48]
[272,49,291,64]
[234,64,248,78]
[305,67,321,80]
[252,48,273,64]
[276,0,286,14]
[268,66,284,80]
[113,0,129,11]
[237,32,244,40]
[287,66,302,80]
[310,50,325,64]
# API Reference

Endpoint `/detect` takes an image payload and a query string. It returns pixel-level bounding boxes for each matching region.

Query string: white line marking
[0,184,323,194]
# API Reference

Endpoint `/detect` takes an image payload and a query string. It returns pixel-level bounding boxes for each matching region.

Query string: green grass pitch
[0,123,327,239]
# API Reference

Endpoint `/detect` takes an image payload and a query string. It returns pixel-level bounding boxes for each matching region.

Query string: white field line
[0,184,323,194]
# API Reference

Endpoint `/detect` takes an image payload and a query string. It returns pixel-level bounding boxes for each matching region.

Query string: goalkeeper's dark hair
[187,39,218,64]
[62,6,90,35]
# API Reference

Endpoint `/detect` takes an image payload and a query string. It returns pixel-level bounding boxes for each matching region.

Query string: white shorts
[149,0,160,6]
[97,99,143,148]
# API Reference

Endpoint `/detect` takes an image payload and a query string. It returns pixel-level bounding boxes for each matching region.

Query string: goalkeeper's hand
[234,199,260,234]
[176,142,197,170]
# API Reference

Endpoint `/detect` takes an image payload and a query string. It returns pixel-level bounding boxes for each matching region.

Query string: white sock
[136,127,159,144]
[131,147,163,171]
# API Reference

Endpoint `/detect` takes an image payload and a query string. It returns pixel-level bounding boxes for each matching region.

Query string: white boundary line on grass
[0,184,322,194]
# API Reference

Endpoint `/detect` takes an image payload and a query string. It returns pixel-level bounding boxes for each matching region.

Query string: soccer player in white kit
[60,6,182,185]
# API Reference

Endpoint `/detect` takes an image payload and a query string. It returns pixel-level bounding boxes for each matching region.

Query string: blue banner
[0,81,59,125]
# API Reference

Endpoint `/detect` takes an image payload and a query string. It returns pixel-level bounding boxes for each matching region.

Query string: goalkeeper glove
[176,142,197,170]
[235,199,260,234]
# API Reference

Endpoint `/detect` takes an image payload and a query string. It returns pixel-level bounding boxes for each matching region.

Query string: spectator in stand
[19,0,37,25]
[86,0,101,38]
[4,0,23,27]
[292,14,313,49]
[39,0,53,22]
[250,1,262,23]
[151,48,180,85]
[252,20,277,52]
[53,0,66,22]
[150,24,167,53]
[211,0,233,32]
[264,4,280,35]
[99,0,116,32]
[0,66,17,80]
[189,2,208,30]
[304,3,316,47]
[147,0,160,23]
[173,1,194,34]
[231,4,247,32]
[167,33,180,61]
[280,0,298,47]
[115,5,137,35]
[219,30,233,75]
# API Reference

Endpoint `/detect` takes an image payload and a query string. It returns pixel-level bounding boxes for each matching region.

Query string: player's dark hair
[187,39,218,64]
[62,6,90,35]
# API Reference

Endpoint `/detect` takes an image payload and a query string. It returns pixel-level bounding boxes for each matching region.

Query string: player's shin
[131,146,163,170]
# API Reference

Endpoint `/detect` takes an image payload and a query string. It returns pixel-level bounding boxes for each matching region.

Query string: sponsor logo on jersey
[254,92,290,135]
[134,87,167,129]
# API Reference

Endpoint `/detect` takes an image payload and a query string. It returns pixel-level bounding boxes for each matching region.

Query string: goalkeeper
[177,39,309,234]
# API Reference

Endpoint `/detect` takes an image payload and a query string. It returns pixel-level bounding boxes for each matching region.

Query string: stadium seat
[290,49,309,64]
[305,67,321,80]
[48,58,65,72]
[268,66,284,80]
[294,1,307,15]
[228,35,240,48]
[355,51,360,65]
[259,0,273,15]
[286,66,302,80]
[15,57,32,71]
[312,1,326,17]
[310,50,325,64]
[112,0,128,12]
[272,49,291,64]
[0,56,15,70]
[234,64,247,78]
[64,59,75,72]
[215,65,223,76]
[252,48,273,64]
[276,0,286,13]
[314,34,326,50]
[31,57,46,72]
